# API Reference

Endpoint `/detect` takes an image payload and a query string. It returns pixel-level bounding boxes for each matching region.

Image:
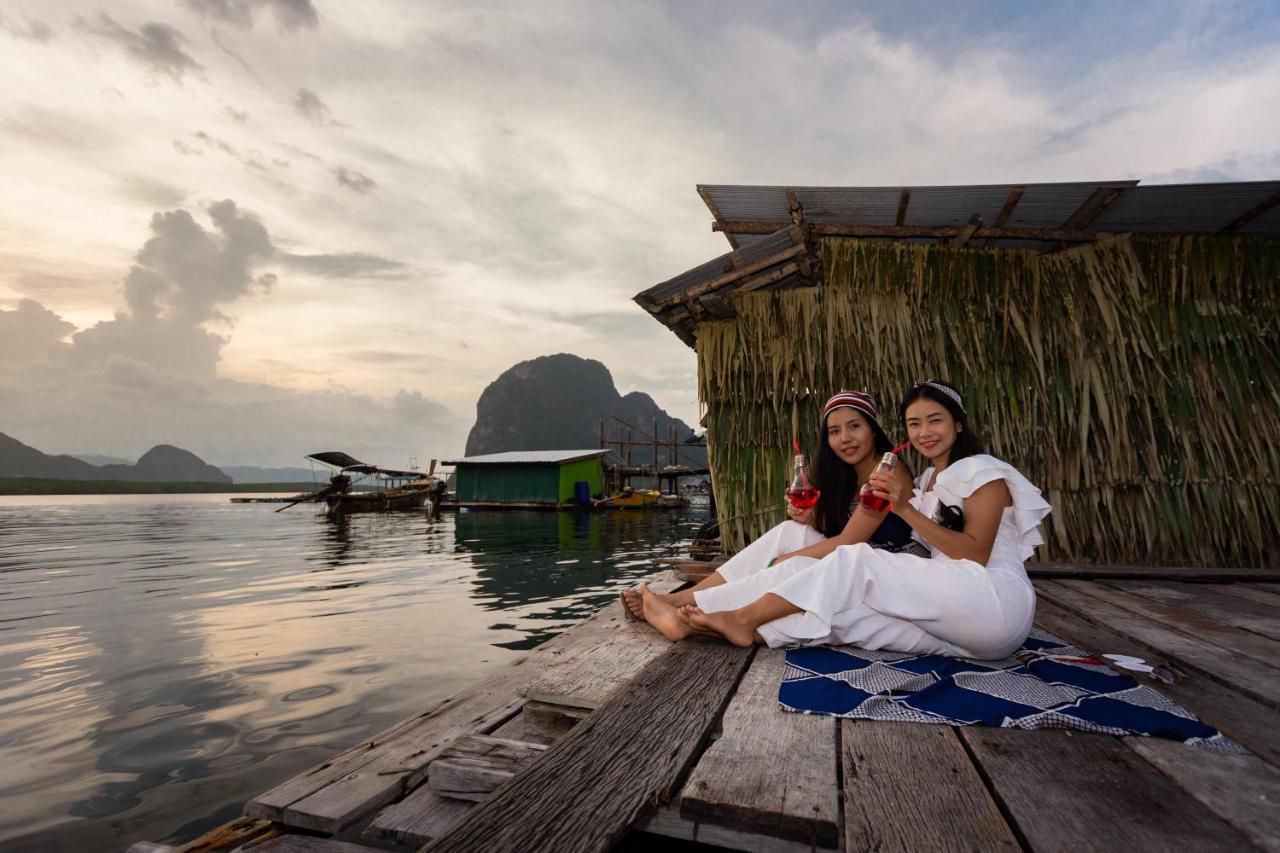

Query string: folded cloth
[779,629,1241,750]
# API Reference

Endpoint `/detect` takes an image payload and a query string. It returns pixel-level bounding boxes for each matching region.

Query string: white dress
[694,454,1052,660]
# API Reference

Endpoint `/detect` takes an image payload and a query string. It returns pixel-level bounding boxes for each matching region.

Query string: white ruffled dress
[694,454,1052,659]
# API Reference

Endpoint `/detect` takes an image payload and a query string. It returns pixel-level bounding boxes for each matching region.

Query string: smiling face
[904,398,960,464]
[826,407,877,467]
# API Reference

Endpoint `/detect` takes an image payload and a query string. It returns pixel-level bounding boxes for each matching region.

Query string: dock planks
[842,721,1018,853]
[679,647,840,847]
[425,638,754,853]
[146,573,1280,853]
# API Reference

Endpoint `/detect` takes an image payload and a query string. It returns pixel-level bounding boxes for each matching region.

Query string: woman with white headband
[622,388,918,621]
[637,379,1052,660]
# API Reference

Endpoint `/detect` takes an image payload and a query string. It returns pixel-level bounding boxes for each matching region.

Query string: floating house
[442,450,608,507]
[634,181,1280,566]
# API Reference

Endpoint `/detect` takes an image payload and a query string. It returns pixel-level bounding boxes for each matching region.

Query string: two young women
[627,381,1051,660]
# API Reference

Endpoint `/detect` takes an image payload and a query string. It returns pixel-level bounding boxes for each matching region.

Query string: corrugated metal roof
[701,179,1280,238]
[442,450,609,466]
[641,227,801,305]
[638,178,1280,347]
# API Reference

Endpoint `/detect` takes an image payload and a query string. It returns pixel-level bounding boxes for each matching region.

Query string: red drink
[787,453,820,510]
[787,486,820,510]
[858,452,897,512]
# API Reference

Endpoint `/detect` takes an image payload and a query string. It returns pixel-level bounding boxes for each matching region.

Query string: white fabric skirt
[696,542,1035,659]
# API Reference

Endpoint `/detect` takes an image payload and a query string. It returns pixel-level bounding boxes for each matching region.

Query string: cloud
[0,13,53,42]
[74,14,201,81]
[0,299,74,361]
[392,389,449,422]
[333,167,377,194]
[118,175,188,207]
[68,200,273,379]
[182,0,319,32]
[293,87,332,123]
[281,251,408,278]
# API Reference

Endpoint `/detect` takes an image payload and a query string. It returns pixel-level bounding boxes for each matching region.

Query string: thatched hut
[635,181,1280,568]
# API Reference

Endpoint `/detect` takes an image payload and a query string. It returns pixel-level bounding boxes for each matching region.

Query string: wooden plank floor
[137,574,1280,853]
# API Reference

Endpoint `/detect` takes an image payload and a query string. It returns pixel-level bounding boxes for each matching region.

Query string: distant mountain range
[1,432,231,483]
[465,353,705,469]
[217,465,322,484]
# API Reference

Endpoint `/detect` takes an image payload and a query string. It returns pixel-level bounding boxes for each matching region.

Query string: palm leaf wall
[697,235,1280,567]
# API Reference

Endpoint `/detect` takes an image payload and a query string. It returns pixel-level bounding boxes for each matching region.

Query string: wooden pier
[131,567,1280,853]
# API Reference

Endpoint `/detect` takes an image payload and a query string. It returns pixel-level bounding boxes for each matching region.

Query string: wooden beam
[425,641,754,853]
[714,220,1104,243]
[1063,185,1126,230]
[950,215,983,247]
[786,189,805,227]
[1220,189,1280,234]
[735,261,801,293]
[697,184,739,249]
[895,190,910,226]
[649,243,806,308]
[983,185,1025,246]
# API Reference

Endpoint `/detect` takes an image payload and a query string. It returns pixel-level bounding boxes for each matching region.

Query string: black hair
[810,406,894,537]
[898,379,984,464]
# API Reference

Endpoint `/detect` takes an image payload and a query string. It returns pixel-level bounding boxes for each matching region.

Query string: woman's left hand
[867,470,909,508]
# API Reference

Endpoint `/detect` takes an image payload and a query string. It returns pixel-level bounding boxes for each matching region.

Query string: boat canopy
[306,451,426,479]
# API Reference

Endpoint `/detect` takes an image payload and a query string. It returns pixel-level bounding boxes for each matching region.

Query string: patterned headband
[822,390,878,424]
[915,380,965,413]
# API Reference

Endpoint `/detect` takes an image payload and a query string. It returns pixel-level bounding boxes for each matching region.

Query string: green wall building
[443,450,608,507]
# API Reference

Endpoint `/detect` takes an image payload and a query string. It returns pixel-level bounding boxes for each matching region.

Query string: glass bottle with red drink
[787,453,820,510]
[858,452,897,512]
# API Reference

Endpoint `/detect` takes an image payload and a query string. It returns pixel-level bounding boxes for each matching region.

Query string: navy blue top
[868,510,914,549]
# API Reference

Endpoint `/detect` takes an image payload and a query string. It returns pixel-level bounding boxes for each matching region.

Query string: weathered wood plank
[1102,580,1280,642]
[522,699,591,740]
[247,837,381,853]
[1036,580,1280,709]
[428,735,546,801]
[962,728,1255,852]
[365,787,474,848]
[637,805,833,853]
[841,721,1018,853]
[248,603,632,832]
[426,639,754,853]
[1125,737,1280,851]
[174,816,279,852]
[1205,583,1280,620]
[1076,580,1280,666]
[679,647,839,847]
[523,614,674,710]
[1029,563,1280,582]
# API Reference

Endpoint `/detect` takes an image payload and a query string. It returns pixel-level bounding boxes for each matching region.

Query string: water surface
[0,494,703,851]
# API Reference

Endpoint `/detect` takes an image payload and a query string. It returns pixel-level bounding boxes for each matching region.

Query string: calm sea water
[0,494,706,851]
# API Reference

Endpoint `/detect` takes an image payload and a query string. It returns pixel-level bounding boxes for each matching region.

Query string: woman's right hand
[786,502,815,528]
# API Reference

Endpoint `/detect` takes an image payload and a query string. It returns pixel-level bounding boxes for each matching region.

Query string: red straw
[792,437,803,455]
[892,442,911,454]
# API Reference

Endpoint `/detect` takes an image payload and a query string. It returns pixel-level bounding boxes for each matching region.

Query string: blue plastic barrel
[574,480,591,505]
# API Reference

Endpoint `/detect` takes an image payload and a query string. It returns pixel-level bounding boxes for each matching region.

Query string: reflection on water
[0,494,704,851]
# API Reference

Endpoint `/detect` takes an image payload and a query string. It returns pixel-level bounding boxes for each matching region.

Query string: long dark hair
[810,407,893,537]
[898,379,984,463]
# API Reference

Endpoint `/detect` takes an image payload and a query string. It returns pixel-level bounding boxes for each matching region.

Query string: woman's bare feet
[682,605,760,647]
[621,588,646,621]
[640,584,695,641]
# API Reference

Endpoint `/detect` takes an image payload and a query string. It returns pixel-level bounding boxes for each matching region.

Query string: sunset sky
[3,0,1278,467]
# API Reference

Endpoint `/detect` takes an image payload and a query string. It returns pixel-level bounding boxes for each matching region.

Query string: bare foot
[640,584,695,641]
[683,605,759,647]
[621,588,646,621]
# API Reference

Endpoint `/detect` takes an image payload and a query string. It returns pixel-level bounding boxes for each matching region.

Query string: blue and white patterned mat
[780,629,1241,749]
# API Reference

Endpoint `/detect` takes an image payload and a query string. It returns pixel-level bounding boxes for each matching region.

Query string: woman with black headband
[622,389,916,621]
[637,380,1052,660]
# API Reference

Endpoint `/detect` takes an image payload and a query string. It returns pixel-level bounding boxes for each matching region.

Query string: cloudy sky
[2,1,1278,467]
